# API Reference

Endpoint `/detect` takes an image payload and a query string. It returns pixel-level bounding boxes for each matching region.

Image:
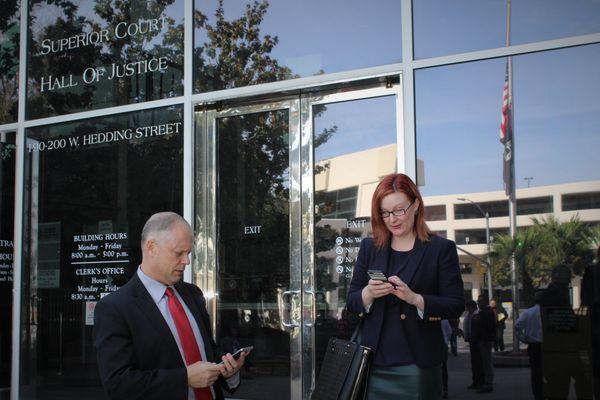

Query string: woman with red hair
[347,173,464,399]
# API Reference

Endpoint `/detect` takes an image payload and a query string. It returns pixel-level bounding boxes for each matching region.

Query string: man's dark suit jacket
[472,306,496,342]
[94,273,232,400]
[347,235,465,368]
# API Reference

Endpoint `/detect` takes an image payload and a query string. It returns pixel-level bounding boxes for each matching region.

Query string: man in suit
[461,300,484,390]
[490,298,508,352]
[94,212,246,400]
[474,294,496,394]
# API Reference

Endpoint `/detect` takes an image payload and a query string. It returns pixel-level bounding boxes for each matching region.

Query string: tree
[194,0,295,92]
[531,215,593,275]
[490,215,595,306]
[0,0,19,123]
[490,226,548,306]
[585,223,600,255]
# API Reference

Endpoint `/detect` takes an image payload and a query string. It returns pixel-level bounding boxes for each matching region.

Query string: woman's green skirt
[366,364,442,400]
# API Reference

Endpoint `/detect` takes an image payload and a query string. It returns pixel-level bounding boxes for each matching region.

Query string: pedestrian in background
[490,298,508,352]
[474,295,495,394]
[460,300,484,390]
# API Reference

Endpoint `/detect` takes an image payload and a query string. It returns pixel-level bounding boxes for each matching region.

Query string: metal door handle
[281,290,300,328]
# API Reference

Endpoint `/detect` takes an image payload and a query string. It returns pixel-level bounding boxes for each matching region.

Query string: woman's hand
[388,276,425,312]
[362,279,395,308]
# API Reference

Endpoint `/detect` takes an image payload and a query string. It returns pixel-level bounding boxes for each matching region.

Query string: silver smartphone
[367,270,387,282]
[367,270,397,288]
[218,346,253,364]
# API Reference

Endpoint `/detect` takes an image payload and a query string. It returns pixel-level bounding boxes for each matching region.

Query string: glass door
[300,83,403,398]
[0,132,15,400]
[194,78,403,400]
[197,98,302,400]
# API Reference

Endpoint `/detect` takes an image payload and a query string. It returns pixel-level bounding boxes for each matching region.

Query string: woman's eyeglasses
[380,201,415,218]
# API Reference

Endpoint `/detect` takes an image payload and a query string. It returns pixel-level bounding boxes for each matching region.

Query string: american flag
[500,61,513,197]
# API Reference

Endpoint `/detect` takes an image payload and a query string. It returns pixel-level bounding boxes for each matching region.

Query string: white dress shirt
[515,304,542,344]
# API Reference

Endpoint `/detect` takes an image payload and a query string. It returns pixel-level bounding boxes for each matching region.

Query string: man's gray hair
[141,212,190,245]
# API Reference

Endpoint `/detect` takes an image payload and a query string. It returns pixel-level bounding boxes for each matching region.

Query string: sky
[416,43,600,196]
[3,0,600,196]
[194,0,600,196]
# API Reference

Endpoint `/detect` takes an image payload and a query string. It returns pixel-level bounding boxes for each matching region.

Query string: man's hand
[218,352,247,379]
[187,361,222,388]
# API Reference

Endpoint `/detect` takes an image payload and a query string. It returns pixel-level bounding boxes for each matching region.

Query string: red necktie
[165,287,213,400]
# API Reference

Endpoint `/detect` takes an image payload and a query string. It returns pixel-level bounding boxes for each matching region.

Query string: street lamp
[457,197,493,299]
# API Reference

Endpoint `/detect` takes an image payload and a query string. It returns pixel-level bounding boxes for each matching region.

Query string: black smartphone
[367,270,387,282]
[367,270,397,288]
[218,346,253,364]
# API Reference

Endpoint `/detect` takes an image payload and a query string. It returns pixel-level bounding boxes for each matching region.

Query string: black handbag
[311,319,372,400]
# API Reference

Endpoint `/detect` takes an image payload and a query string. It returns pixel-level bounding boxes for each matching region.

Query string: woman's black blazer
[347,235,465,368]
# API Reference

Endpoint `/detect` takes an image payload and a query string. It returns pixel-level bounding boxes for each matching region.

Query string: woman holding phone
[346,173,464,400]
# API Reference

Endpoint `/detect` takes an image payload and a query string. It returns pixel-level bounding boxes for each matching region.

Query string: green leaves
[489,214,595,306]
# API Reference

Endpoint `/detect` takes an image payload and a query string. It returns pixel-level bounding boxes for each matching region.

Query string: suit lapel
[400,238,428,286]
[175,282,215,362]
[130,274,183,363]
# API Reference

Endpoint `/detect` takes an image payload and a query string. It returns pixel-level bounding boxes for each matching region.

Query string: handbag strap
[350,317,365,343]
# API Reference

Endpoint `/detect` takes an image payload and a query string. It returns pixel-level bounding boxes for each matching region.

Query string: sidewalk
[446,348,533,400]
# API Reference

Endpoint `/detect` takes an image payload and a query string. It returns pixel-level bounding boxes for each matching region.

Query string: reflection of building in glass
[315,144,397,218]
[425,181,600,306]
[315,145,600,306]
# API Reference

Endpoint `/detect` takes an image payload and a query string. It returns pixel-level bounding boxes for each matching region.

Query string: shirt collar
[137,266,170,304]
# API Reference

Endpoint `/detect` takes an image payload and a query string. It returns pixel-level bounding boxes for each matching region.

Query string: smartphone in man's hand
[218,346,253,364]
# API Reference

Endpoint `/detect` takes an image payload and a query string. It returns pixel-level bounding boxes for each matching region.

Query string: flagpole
[506,0,520,352]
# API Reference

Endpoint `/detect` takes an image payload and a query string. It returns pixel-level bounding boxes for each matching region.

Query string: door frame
[197,96,303,400]
[300,82,404,398]
[193,78,404,399]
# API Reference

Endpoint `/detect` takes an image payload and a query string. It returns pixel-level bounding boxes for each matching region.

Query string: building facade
[1,1,599,399]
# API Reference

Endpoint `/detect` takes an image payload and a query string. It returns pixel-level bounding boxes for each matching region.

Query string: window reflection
[413,0,600,59]
[215,109,291,399]
[0,131,15,399]
[193,0,401,93]
[0,2,19,124]
[27,1,184,119]
[313,95,397,374]
[416,44,600,399]
[21,106,183,398]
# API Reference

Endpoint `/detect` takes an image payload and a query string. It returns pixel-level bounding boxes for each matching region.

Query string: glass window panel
[455,201,509,219]
[416,45,600,399]
[27,1,184,119]
[425,204,446,221]
[0,131,15,396]
[562,192,600,211]
[0,1,19,124]
[20,106,183,398]
[455,228,509,245]
[313,94,398,375]
[193,0,401,93]
[215,109,290,399]
[517,196,553,215]
[413,0,600,59]
[433,230,447,238]
[461,264,473,274]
